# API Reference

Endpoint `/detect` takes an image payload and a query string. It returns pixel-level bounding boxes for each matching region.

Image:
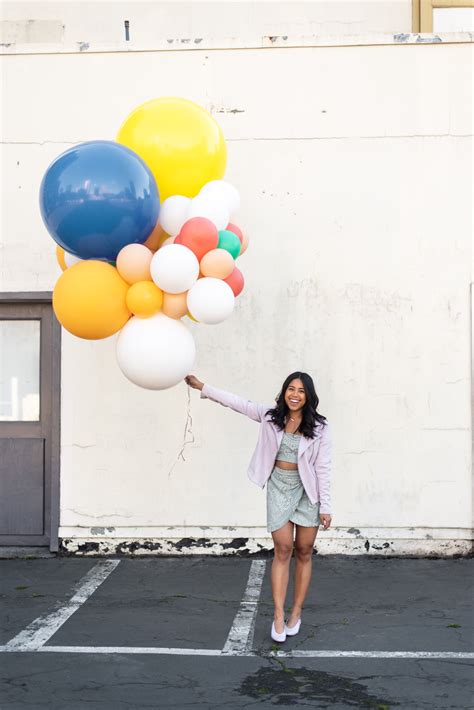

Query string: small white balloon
[159,195,192,237]
[150,243,199,294]
[187,277,235,325]
[199,180,240,217]
[116,313,196,390]
[188,194,229,231]
[64,251,82,268]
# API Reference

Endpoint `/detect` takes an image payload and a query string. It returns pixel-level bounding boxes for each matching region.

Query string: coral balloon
[117,97,227,201]
[200,249,235,279]
[116,313,196,390]
[159,195,192,237]
[187,277,235,325]
[217,230,241,259]
[53,261,130,340]
[126,281,163,317]
[162,291,188,319]
[56,246,67,271]
[39,140,160,261]
[116,244,153,284]
[150,243,199,294]
[223,266,245,297]
[178,217,218,261]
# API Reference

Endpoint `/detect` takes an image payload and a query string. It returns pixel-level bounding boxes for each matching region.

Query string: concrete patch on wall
[0,20,65,45]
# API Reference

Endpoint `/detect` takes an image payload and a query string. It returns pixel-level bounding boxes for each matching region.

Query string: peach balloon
[200,248,234,279]
[116,244,153,284]
[144,222,169,251]
[56,246,67,271]
[162,291,188,319]
[240,230,250,255]
[126,281,163,317]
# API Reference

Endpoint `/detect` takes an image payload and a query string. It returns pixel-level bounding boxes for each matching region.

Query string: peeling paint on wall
[58,536,473,557]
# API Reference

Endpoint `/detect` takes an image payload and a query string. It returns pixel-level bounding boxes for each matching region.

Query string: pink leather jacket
[200,383,332,513]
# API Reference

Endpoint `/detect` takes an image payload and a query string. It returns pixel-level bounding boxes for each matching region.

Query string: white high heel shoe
[284,618,301,636]
[271,620,286,642]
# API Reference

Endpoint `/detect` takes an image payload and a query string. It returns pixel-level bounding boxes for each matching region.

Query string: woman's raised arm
[185,375,270,423]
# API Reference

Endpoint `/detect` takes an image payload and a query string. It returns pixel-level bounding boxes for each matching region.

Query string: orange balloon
[126,281,163,317]
[159,236,176,248]
[200,248,235,279]
[53,261,130,340]
[56,246,67,271]
[144,222,169,251]
[116,244,153,284]
[162,291,188,319]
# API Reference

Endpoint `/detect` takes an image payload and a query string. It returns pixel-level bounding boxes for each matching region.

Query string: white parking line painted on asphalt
[4,560,120,651]
[0,645,472,659]
[222,559,266,655]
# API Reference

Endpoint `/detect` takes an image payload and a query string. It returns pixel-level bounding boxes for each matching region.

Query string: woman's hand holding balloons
[185,375,204,391]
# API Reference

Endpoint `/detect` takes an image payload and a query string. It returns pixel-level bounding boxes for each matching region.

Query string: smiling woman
[184,371,332,645]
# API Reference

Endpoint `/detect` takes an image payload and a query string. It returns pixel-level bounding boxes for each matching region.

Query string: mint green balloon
[217,230,241,259]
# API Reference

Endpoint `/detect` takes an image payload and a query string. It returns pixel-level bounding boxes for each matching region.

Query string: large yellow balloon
[117,97,227,201]
[126,281,163,317]
[53,261,130,339]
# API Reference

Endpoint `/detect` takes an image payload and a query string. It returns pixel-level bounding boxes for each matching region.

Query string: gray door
[0,295,60,551]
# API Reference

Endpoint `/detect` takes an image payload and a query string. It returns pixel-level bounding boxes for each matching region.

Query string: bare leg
[287,524,318,627]
[270,521,295,634]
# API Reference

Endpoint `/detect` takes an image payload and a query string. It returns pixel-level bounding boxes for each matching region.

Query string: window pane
[0,320,40,421]
[433,8,474,32]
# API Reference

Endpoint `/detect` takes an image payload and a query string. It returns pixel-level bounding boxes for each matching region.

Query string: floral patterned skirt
[266,465,321,533]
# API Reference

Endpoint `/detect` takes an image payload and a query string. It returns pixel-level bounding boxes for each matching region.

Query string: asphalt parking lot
[1,555,473,709]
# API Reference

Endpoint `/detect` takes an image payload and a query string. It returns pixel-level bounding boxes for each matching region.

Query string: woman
[184,372,332,643]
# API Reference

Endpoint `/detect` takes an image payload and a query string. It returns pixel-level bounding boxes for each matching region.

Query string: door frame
[0,292,61,551]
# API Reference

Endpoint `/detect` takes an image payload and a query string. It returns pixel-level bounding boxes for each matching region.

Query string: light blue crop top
[275,431,301,463]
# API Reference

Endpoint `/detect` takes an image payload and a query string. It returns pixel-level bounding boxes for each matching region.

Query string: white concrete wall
[1,1,412,46]
[1,20,472,554]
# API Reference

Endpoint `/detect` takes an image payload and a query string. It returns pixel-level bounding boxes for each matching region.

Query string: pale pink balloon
[239,230,250,255]
[162,291,188,319]
[200,248,235,279]
[159,236,176,248]
[116,244,153,284]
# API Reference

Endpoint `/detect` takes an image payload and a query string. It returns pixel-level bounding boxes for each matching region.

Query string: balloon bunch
[39,98,249,390]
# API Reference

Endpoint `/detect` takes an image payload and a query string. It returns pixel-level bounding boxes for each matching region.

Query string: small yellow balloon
[126,281,163,317]
[53,261,130,340]
[117,97,227,201]
[56,246,67,271]
[186,311,199,323]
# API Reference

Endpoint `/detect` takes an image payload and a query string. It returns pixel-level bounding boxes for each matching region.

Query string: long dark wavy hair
[266,371,327,438]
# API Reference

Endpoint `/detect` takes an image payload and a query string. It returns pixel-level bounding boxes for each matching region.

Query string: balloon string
[168,385,195,478]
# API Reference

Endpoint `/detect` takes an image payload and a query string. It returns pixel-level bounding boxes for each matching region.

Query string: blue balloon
[39,140,160,261]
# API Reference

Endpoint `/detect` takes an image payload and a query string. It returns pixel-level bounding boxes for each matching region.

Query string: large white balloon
[150,243,199,294]
[188,194,229,231]
[116,313,196,390]
[187,277,235,325]
[159,195,191,237]
[199,180,240,218]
